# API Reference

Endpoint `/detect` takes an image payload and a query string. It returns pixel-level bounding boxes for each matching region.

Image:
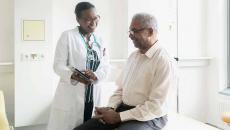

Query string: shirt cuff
[119,110,134,122]
[107,103,116,109]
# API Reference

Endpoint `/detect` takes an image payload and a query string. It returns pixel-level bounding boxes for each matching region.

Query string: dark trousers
[74,103,167,130]
[84,102,94,122]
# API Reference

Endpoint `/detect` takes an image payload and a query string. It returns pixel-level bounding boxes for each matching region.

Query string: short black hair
[75,2,95,18]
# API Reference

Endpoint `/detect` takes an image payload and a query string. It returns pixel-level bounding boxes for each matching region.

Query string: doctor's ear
[76,17,80,22]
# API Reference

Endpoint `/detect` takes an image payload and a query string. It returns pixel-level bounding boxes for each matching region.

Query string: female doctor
[47,2,110,130]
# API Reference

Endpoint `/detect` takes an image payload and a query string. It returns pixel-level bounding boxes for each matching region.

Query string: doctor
[47,2,110,130]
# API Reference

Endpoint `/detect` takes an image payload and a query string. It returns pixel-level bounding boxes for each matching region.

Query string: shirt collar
[144,40,160,58]
[76,26,94,40]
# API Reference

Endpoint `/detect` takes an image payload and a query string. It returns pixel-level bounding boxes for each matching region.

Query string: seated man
[74,12,176,130]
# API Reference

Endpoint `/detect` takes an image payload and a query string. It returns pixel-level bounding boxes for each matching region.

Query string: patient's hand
[93,107,120,124]
[101,109,121,124]
[93,107,111,118]
[96,107,112,113]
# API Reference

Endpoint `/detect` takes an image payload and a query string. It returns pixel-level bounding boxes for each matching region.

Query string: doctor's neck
[79,26,91,39]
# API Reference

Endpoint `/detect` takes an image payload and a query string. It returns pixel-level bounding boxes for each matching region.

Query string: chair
[221,111,230,126]
[0,90,10,130]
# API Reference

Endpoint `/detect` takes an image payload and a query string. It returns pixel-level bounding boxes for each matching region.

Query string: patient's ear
[148,28,154,36]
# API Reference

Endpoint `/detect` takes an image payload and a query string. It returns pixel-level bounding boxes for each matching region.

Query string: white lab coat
[47,27,110,130]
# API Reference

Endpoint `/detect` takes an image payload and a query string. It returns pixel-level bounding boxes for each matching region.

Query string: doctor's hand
[84,70,98,81]
[71,72,92,85]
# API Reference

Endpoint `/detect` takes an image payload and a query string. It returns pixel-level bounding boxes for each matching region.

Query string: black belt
[115,102,135,112]
[115,103,168,120]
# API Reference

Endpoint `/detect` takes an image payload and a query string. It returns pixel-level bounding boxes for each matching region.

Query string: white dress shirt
[108,41,176,122]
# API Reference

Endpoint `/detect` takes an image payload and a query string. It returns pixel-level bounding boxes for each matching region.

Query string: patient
[74,12,176,130]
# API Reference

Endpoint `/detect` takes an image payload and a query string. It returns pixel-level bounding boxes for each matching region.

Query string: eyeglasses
[128,28,147,35]
[80,15,100,24]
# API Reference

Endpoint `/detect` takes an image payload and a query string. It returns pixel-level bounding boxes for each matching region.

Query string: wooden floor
[163,112,221,130]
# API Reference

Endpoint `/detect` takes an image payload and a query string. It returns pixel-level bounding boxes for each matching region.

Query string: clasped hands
[71,69,97,85]
[93,107,121,124]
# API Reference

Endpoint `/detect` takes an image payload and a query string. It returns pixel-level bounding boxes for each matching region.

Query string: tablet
[73,68,91,81]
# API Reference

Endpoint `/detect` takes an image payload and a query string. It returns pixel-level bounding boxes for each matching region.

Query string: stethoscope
[80,32,101,69]
[80,33,101,51]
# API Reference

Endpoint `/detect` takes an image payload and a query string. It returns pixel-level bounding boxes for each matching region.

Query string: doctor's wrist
[92,76,98,81]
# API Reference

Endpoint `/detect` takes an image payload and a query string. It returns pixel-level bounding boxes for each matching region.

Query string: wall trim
[0,62,14,73]
[177,57,212,67]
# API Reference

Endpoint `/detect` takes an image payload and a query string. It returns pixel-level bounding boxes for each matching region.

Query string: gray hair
[132,13,158,32]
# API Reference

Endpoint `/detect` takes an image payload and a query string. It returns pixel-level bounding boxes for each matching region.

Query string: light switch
[23,20,45,41]
[21,53,45,61]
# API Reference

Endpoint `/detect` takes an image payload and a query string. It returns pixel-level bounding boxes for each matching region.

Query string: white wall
[176,0,209,122]
[178,0,207,57]
[14,0,53,127]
